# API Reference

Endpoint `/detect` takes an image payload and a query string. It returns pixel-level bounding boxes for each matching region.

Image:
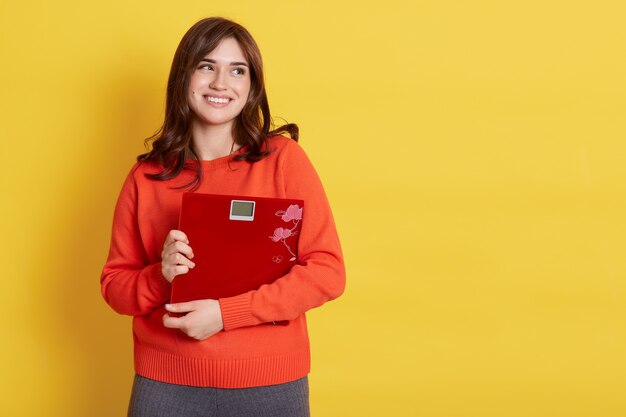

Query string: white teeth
[206,96,230,104]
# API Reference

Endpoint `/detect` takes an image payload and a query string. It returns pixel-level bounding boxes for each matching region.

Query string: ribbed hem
[219,293,259,331]
[134,344,310,388]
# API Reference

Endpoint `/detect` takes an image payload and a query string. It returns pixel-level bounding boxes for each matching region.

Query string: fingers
[162,232,194,258]
[163,313,219,340]
[162,252,195,281]
[163,251,196,268]
[163,230,189,248]
[172,240,194,259]
[162,300,224,340]
[162,264,191,282]
[161,230,195,282]
[163,301,198,330]
[162,314,186,329]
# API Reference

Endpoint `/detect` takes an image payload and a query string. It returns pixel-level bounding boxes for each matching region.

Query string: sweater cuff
[219,292,258,331]
[148,263,171,299]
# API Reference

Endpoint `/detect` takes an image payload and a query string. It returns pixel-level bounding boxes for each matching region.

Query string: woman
[100,17,345,417]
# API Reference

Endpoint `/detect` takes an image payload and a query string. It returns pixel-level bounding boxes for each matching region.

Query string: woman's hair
[138,17,298,190]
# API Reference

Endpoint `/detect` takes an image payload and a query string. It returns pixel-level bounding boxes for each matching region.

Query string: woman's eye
[232,67,246,75]
[199,64,213,71]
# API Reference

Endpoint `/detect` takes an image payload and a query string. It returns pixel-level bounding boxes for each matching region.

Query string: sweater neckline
[187,145,248,170]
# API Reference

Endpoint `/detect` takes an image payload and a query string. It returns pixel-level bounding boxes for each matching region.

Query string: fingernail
[190,262,196,268]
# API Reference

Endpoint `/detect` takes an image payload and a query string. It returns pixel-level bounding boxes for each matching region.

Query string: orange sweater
[100,136,345,388]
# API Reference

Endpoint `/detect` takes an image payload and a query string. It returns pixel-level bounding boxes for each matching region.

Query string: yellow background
[1,1,625,416]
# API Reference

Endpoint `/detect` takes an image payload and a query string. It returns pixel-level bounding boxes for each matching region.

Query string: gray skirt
[128,374,310,417]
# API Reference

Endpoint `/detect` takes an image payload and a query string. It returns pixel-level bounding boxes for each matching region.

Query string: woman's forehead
[202,38,248,64]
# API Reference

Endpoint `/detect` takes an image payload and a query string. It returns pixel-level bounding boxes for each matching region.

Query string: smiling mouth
[204,96,231,104]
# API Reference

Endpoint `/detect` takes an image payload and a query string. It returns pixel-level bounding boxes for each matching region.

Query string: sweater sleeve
[100,166,172,317]
[219,141,346,330]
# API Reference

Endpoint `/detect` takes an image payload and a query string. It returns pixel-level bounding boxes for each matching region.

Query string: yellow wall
[2,1,625,416]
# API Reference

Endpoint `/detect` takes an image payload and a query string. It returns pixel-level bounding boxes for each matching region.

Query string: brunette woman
[100,16,345,417]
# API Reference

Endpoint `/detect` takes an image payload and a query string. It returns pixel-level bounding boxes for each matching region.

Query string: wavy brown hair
[138,17,298,189]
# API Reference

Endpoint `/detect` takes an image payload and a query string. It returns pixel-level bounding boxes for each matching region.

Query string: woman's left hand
[162,300,224,340]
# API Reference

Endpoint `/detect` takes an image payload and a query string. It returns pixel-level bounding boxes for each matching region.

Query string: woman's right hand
[161,230,195,283]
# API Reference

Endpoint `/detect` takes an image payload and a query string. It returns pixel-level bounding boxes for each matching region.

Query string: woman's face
[187,37,251,132]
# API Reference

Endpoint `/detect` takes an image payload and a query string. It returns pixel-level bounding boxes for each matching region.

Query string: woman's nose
[209,70,227,90]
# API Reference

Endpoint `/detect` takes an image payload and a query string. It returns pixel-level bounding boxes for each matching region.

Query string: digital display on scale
[230,200,255,221]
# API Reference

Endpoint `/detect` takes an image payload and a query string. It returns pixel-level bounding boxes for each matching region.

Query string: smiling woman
[137,16,298,190]
[187,37,251,151]
[99,16,345,417]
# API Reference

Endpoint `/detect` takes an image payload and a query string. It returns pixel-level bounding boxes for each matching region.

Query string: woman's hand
[161,230,195,283]
[162,300,224,340]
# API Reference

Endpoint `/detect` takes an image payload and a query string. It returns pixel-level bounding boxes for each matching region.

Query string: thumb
[165,301,196,314]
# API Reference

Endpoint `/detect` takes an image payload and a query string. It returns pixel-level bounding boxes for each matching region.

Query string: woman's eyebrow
[200,58,249,67]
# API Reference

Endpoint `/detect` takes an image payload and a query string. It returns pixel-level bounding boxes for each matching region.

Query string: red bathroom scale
[170,192,304,303]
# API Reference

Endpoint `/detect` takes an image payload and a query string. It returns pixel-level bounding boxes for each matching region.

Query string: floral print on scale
[269,204,303,262]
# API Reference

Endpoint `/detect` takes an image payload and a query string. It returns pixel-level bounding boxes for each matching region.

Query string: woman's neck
[190,122,239,160]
